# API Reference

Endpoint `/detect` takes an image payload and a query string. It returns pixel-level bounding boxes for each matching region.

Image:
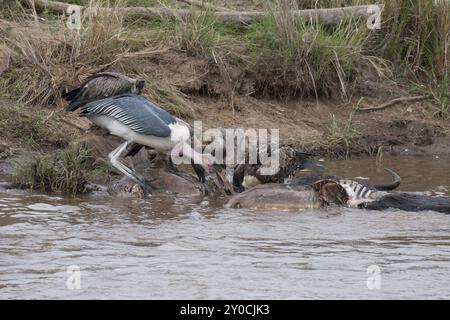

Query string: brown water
[1,155,450,299]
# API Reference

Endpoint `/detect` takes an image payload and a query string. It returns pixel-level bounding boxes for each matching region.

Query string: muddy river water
[1,155,450,299]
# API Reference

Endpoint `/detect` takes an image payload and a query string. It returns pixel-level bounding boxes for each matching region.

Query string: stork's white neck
[170,142,204,166]
[169,123,191,145]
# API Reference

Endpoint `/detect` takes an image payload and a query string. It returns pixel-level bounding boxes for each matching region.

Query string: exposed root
[357,95,428,112]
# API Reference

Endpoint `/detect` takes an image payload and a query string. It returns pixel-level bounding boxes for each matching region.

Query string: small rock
[0,142,9,152]
[0,142,12,158]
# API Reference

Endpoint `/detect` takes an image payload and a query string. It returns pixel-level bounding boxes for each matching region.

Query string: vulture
[63,72,145,112]
[232,146,324,192]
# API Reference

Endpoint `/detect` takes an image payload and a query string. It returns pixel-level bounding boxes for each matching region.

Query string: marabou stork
[77,94,214,186]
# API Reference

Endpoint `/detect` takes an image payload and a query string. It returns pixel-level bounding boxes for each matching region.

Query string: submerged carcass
[226,168,450,214]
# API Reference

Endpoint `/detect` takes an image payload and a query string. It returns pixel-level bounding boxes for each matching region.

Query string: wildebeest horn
[369,168,401,191]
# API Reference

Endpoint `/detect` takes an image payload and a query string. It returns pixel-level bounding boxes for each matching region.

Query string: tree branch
[22,0,372,25]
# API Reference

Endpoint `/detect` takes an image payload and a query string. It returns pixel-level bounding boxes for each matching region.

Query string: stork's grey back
[80,94,176,137]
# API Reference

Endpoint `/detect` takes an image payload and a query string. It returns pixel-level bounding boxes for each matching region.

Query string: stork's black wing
[79,94,176,137]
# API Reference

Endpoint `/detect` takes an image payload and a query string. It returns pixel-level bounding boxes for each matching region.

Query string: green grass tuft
[13,147,94,195]
[380,0,449,78]
[319,110,361,158]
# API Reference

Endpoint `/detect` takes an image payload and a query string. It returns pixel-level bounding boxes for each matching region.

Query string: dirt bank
[1,81,449,173]
[1,0,449,188]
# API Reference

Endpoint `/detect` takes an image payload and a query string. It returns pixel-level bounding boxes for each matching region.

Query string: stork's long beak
[200,153,217,174]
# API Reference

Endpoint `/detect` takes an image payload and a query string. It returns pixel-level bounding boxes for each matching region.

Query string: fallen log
[22,0,372,25]
[178,0,230,12]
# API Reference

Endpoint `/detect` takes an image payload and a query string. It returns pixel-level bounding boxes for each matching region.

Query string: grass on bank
[380,0,449,81]
[138,0,448,109]
[316,110,361,158]
[244,14,387,98]
[1,0,198,116]
[13,146,94,195]
[379,0,449,115]
[0,0,129,107]
[2,0,447,104]
[0,0,447,173]
[147,0,389,98]
[0,0,386,103]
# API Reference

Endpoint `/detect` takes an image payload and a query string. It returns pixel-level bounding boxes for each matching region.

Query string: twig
[357,95,428,112]
[0,51,10,76]
[60,118,89,131]
[44,110,55,123]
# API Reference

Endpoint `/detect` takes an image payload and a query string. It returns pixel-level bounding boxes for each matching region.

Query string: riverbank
[0,0,448,193]
[1,88,449,189]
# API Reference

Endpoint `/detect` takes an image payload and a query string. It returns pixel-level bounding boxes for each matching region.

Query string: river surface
[1,155,450,299]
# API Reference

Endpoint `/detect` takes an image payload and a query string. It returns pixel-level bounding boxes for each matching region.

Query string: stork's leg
[109,141,145,187]
[164,155,178,172]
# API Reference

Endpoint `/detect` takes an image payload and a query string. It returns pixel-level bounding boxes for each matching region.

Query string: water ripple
[1,155,450,299]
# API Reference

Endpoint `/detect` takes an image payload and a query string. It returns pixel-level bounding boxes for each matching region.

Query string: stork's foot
[109,141,150,192]
[112,158,146,186]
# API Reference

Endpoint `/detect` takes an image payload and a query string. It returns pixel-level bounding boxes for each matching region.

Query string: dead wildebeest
[226,168,450,214]
[290,168,401,191]
[358,193,450,214]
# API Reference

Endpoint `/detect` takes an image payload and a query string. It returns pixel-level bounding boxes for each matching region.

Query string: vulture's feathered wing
[233,146,323,191]
[63,72,145,112]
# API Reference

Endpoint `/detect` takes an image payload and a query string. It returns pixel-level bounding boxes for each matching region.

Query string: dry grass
[319,110,361,158]
[142,76,196,117]
[378,0,449,114]
[1,1,125,106]
[0,0,204,118]
[0,0,158,107]
[0,102,69,148]
[6,0,444,106]
[243,0,390,98]
[380,0,449,80]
